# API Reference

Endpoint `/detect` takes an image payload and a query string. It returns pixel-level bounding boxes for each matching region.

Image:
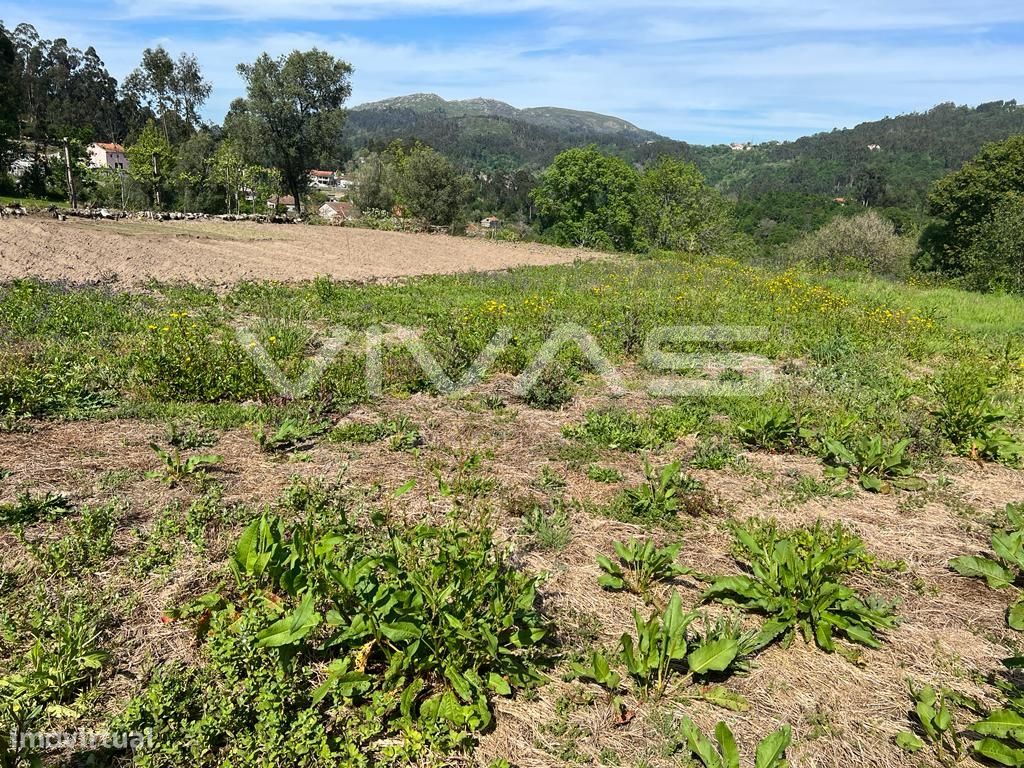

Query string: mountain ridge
[352,92,660,140]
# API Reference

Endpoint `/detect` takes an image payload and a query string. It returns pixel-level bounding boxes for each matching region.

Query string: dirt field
[0,217,590,287]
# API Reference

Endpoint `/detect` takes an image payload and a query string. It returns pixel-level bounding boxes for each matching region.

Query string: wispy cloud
[2,1,1021,142]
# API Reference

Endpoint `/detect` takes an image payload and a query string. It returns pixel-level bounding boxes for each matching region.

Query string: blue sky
[3,1,1024,144]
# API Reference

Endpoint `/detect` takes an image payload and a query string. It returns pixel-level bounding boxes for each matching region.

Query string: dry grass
[0,386,1020,767]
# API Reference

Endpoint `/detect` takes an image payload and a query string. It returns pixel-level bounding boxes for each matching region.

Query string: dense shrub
[784,211,915,276]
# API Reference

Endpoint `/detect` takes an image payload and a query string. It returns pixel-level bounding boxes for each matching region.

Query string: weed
[564,407,705,453]
[735,404,806,452]
[254,417,328,453]
[140,513,552,765]
[166,422,219,450]
[950,503,1024,629]
[597,539,690,600]
[0,491,72,526]
[618,593,751,697]
[896,683,965,763]
[586,465,623,484]
[932,365,1023,466]
[821,435,926,493]
[970,656,1024,766]
[22,502,118,577]
[519,500,572,551]
[617,460,710,522]
[330,415,421,451]
[147,443,222,487]
[534,466,567,492]
[521,363,576,410]
[702,519,897,658]
[0,606,107,768]
[677,718,791,768]
[690,436,737,470]
[785,473,854,504]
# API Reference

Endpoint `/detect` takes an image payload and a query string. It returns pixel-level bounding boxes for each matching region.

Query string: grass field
[1,244,1023,768]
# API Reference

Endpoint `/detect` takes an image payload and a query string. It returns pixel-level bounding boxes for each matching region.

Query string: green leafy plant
[950,503,1024,630]
[522,363,576,410]
[691,436,737,470]
[677,718,791,768]
[330,415,422,451]
[254,417,328,453]
[821,435,926,493]
[147,442,222,486]
[567,650,622,691]
[618,593,748,697]
[166,422,219,450]
[735,404,805,452]
[896,683,964,764]
[933,364,1023,466]
[702,519,896,657]
[0,609,108,768]
[22,502,118,576]
[0,491,72,526]
[154,511,552,762]
[597,538,690,599]
[619,460,708,521]
[586,465,623,484]
[969,656,1024,766]
[519,500,572,551]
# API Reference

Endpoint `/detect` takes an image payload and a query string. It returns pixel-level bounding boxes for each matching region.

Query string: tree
[961,193,1024,293]
[126,120,175,208]
[394,145,471,227]
[211,140,247,214]
[234,49,352,215]
[9,24,123,145]
[0,24,18,165]
[638,157,730,253]
[123,47,210,142]
[531,146,645,251]
[351,153,396,213]
[920,136,1024,277]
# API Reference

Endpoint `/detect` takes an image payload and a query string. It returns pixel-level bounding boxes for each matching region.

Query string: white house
[867,144,882,151]
[267,195,296,212]
[8,157,34,178]
[88,142,129,171]
[308,170,338,188]
[318,201,359,221]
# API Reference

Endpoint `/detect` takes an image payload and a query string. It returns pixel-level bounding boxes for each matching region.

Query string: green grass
[0,254,1021,459]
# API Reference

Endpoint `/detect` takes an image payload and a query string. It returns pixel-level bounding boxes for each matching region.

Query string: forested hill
[692,101,1024,208]
[344,93,691,170]
[347,96,1024,211]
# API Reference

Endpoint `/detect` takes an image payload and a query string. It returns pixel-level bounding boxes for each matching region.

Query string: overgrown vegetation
[702,520,897,658]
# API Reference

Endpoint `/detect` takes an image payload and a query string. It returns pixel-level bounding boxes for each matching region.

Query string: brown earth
[0,217,593,288]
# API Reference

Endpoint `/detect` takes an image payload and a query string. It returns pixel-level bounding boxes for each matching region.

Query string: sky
[3,1,1024,144]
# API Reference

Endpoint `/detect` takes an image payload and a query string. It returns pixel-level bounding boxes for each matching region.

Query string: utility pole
[62,137,77,209]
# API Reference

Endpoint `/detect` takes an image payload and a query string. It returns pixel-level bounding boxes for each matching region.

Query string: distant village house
[267,195,296,212]
[318,201,360,221]
[308,170,338,188]
[88,142,129,171]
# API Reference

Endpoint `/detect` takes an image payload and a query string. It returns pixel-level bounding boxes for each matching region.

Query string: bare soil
[0,218,592,288]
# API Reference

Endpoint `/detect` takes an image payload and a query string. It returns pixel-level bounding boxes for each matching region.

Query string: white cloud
[3,1,1022,142]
